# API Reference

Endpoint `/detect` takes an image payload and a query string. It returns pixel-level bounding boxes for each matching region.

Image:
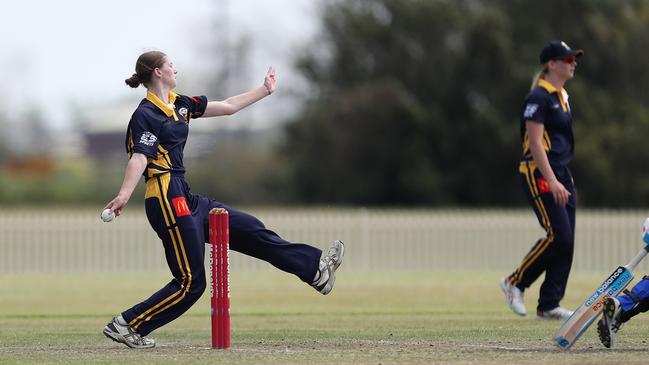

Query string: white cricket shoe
[311,240,345,295]
[597,297,624,348]
[103,316,155,349]
[536,306,573,320]
[499,277,526,316]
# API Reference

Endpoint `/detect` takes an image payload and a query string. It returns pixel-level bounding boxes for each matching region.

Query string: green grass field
[1,271,649,364]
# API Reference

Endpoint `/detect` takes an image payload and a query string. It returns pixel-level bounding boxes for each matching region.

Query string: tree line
[275,0,649,207]
[3,0,649,208]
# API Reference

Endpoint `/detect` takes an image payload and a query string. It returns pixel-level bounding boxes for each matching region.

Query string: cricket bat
[553,218,649,350]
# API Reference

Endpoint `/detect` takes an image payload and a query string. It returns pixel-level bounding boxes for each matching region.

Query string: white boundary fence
[0,207,647,273]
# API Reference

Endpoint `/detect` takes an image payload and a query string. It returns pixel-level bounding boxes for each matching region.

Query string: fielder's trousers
[509,161,576,312]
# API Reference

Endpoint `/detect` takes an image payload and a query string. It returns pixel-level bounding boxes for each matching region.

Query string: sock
[116,314,128,327]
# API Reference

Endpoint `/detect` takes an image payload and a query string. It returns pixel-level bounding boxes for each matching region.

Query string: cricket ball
[101,208,115,223]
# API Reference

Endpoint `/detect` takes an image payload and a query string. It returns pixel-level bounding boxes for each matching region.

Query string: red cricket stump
[209,208,230,349]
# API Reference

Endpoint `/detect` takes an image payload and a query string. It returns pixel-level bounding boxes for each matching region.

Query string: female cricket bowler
[100,51,345,349]
[499,40,583,320]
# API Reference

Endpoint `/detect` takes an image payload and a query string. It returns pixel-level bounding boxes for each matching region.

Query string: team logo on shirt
[172,197,191,217]
[178,107,189,121]
[139,131,157,147]
[523,103,539,119]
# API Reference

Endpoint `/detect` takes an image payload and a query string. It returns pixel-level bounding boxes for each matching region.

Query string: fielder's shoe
[103,316,155,349]
[311,240,345,295]
[536,306,573,320]
[597,297,624,348]
[499,277,526,316]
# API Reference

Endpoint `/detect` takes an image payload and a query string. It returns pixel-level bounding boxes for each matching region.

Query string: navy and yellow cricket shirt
[520,79,575,179]
[125,91,208,180]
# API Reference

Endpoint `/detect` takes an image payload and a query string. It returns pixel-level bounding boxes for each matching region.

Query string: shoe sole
[332,240,345,272]
[597,298,617,348]
[597,319,611,348]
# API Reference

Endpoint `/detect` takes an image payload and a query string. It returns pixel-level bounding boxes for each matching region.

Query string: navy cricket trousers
[509,161,576,312]
[121,174,322,336]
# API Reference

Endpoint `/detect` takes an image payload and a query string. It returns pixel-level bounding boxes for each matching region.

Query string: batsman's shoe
[103,317,155,349]
[311,240,345,295]
[597,297,624,348]
[499,277,526,316]
[536,306,573,320]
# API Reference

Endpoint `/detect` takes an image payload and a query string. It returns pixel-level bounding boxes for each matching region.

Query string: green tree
[278,0,649,207]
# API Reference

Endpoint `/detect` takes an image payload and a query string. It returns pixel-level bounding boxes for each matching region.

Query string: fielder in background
[500,40,583,320]
[100,51,345,349]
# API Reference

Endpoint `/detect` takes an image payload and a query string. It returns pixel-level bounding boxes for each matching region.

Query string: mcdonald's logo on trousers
[536,177,551,194]
[172,196,191,217]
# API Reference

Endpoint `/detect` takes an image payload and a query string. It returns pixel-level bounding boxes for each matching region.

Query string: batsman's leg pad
[618,277,649,322]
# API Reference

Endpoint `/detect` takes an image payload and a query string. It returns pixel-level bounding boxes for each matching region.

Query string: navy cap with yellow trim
[539,40,584,64]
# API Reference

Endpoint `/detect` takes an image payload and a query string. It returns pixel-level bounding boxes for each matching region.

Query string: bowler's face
[158,57,177,88]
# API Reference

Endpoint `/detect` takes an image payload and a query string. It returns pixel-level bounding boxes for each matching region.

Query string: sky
[0,0,323,131]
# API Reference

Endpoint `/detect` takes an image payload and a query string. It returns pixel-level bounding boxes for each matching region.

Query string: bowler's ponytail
[125,51,167,88]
